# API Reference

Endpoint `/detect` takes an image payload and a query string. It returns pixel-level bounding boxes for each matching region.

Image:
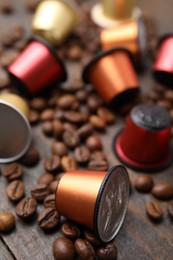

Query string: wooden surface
[0,0,173,259]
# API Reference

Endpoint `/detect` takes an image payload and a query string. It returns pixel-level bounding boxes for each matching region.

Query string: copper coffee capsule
[114,104,172,172]
[0,93,31,163]
[153,34,173,86]
[32,0,79,46]
[82,48,139,106]
[101,18,148,62]
[56,165,130,242]
[90,0,141,28]
[8,36,67,96]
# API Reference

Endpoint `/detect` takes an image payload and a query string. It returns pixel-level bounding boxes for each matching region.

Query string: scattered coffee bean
[53,120,64,138]
[146,200,163,221]
[53,236,75,260]
[30,98,46,112]
[16,197,37,220]
[89,115,106,131]
[74,146,90,164]
[84,230,103,248]
[3,163,23,181]
[31,183,50,201]
[77,123,94,139]
[55,172,64,181]
[97,107,115,124]
[134,175,154,192]
[44,155,61,174]
[66,44,82,61]
[88,159,108,171]
[57,94,77,110]
[37,208,60,231]
[37,173,54,185]
[40,109,54,121]
[63,130,80,149]
[0,212,15,233]
[6,180,25,202]
[87,94,103,112]
[157,100,172,110]
[86,135,102,151]
[54,109,65,121]
[96,243,118,260]
[29,110,40,125]
[75,238,95,260]
[49,180,59,193]
[63,122,77,132]
[20,147,40,167]
[147,90,161,102]
[61,222,80,240]
[167,201,173,219]
[61,156,78,171]
[44,194,56,208]
[42,121,54,137]
[164,90,173,102]
[90,151,107,161]
[151,183,173,200]
[51,142,68,157]
[63,111,88,124]
[76,89,88,103]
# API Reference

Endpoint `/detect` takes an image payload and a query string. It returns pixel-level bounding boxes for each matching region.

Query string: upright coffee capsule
[82,48,139,106]
[0,93,32,163]
[91,0,141,28]
[101,18,148,62]
[56,165,130,242]
[114,104,172,172]
[153,34,173,86]
[32,0,79,46]
[8,36,67,96]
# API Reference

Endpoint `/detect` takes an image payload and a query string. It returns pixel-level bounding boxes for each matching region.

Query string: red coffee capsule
[82,48,139,107]
[114,104,172,172]
[8,36,67,96]
[153,34,173,86]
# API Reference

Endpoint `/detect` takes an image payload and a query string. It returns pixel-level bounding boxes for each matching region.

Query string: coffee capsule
[8,36,67,96]
[56,165,130,242]
[32,0,79,46]
[100,18,148,62]
[82,48,139,106]
[90,0,141,28]
[153,34,173,86]
[114,104,172,172]
[0,93,32,163]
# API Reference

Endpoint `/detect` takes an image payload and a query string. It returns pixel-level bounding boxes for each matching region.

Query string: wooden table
[0,0,173,259]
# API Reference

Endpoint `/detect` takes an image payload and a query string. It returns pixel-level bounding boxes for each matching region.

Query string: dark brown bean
[167,201,173,219]
[57,94,77,110]
[63,130,80,149]
[51,142,68,157]
[42,121,54,136]
[3,163,23,181]
[66,44,82,61]
[90,151,107,161]
[20,147,40,167]
[89,115,106,131]
[61,156,78,171]
[16,197,37,219]
[44,155,61,174]
[31,183,50,201]
[146,200,163,221]
[87,94,103,112]
[53,236,75,260]
[44,194,56,208]
[97,107,115,124]
[49,180,59,193]
[88,160,108,171]
[96,243,118,260]
[52,120,64,138]
[63,122,77,132]
[157,100,172,110]
[29,110,40,125]
[164,90,173,102]
[75,238,95,260]
[37,173,54,185]
[147,90,161,102]
[134,175,154,192]
[76,89,88,103]
[151,183,173,200]
[40,109,54,121]
[64,111,88,124]
[6,180,25,202]
[74,146,90,164]
[0,212,15,233]
[84,230,103,248]
[86,135,102,151]
[54,109,65,121]
[61,222,80,240]
[30,98,46,111]
[37,208,60,231]
[77,123,94,139]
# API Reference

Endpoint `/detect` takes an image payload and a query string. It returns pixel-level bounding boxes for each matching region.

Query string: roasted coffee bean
[146,200,163,221]
[86,135,102,151]
[74,146,90,164]
[97,107,115,124]
[88,160,108,171]
[40,109,54,121]
[31,183,50,201]
[44,155,61,174]
[37,208,60,231]
[57,94,77,110]
[167,201,173,219]
[30,98,46,112]
[37,173,54,185]
[87,94,103,112]
[3,163,23,181]
[151,183,173,200]
[147,90,161,102]
[20,147,40,167]
[62,222,80,240]
[134,175,154,192]
[84,230,103,248]
[90,151,107,161]
[0,212,15,233]
[6,180,25,202]
[157,100,172,110]
[75,238,95,260]
[53,236,75,260]
[42,121,54,137]
[44,194,56,208]
[49,180,59,193]
[0,69,10,89]
[89,115,106,131]
[16,197,37,219]
[55,172,65,181]
[51,142,68,157]
[63,122,77,131]
[63,130,80,149]
[66,44,82,61]
[96,243,118,260]
[64,111,88,124]
[164,90,173,102]
[53,120,64,138]
[76,89,88,103]
[54,109,65,121]
[0,0,13,13]
[61,156,78,171]
[77,123,94,139]
[29,110,40,125]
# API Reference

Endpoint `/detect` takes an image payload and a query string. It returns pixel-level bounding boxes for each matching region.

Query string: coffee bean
[74,146,90,164]
[40,109,54,121]
[75,238,95,260]
[37,208,60,231]
[64,111,88,124]
[42,121,54,137]
[31,183,50,201]
[87,94,103,112]
[49,180,59,193]
[52,120,64,138]
[84,230,103,248]
[44,194,56,208]
[0,0,13,13]
[61,222,80,240]
[61,156,78,171]
[88,159,108,171]
[6,180,25,202]
[37,173,54,185]
[89,115,106,131]
[54,109,65,121]
[63,122,77,132]
[97,107,115,124]
[53,236,75,260]
[66,44,82,61]
[55,172,65,181]
[157,100,172,110]
[57,94,77,110]
[16,197,37,220]
[147,90,161,102]
[151,183,173,200]
[30,98,47,112]
[77,123,94,139]
[44,155,61,174]
[29,110,40,125]
[3,163,23,181]
[20,147,40,167]
[76,90,88,103]
[90,151,107,161]
[96,243,118,260]
[146,200,163,221]
[0,68,10,89]
[0,212,15,233]
[167,201,173,219]
[86,135,102,151]
[134,175,154,192]
[63,130,80,149]
[0,50,19,68]
[164,90,173,102]
[51,142,68,157]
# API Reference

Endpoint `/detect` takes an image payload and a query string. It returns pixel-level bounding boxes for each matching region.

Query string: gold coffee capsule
[32,0,79,46]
